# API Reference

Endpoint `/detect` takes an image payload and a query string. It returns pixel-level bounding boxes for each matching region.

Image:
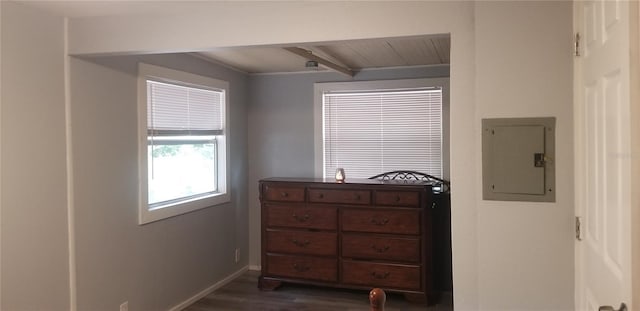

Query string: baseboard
[249,265,261,271]
[169,265,249,311]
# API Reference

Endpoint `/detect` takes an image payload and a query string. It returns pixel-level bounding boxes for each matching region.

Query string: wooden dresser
[258,177,435,304]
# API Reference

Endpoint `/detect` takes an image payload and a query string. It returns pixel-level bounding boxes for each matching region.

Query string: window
[138,64,230,224]
[314,78,449,180]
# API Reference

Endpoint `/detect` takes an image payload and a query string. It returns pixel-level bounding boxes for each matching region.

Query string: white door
[574,1,633,310]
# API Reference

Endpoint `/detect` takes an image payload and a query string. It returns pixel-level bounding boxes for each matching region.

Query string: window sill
[138,192,230,225]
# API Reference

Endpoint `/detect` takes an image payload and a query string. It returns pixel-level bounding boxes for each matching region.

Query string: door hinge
[575,216,583,241]
[574,32,581,57]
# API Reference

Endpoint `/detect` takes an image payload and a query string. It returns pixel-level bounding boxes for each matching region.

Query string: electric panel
[482,117,555,202]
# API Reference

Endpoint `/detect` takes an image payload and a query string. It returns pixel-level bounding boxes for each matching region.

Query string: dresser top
[260,177,434,187]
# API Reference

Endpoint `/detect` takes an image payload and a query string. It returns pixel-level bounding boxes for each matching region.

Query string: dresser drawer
[308,188,371,205]
[375,190,420,207]
[263,184,305,202]
[265,204,337,230]
[267,230,337,256]
[341,208,420,235]
[342,234,420,262]
[267,255,337,282]
[341,261,421,290]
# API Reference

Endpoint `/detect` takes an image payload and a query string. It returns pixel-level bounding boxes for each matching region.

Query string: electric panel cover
[482,117,555,202]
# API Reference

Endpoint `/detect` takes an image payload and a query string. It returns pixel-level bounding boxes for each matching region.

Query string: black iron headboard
[368,170,450,194]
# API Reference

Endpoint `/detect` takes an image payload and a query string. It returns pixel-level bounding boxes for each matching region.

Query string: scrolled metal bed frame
[368,170,450,194]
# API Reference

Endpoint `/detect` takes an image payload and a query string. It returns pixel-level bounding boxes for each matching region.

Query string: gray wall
[69,54,248,310]
[247,66,449,267]
[1,2,70,310]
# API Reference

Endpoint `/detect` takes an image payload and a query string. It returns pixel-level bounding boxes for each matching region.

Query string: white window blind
[147,80,223,135]
[145,79,224,207]
[323,88,442,179]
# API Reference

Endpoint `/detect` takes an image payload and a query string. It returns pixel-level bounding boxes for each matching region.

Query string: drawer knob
[281,192,288,197]
[370,271,390,279]
[292,239,310,247]
[355,194,361,200]
[293,263,310,272]
[370,218,389,226]
[371,245,390,253]
[318,193,324,199]
[395,195,401,202]
[292,213,311,222]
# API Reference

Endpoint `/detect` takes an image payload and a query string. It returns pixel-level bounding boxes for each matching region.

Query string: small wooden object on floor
[369,288,386,311]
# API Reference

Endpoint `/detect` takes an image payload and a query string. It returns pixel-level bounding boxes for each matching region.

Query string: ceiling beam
[284,47,354,77]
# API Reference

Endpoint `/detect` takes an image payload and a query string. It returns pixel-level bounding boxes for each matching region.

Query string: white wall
[630,1,640,307]
[0,2,70,310]
[67,2,470,56]
[68,54,249,310]
[475,2,574,310]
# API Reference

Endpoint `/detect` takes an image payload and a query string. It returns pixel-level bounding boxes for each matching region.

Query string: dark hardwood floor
[184,270,453,311]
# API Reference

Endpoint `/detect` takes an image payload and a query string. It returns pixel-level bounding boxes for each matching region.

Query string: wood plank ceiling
[196,34,450,75]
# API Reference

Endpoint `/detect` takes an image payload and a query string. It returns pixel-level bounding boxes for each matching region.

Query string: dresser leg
[258,276,282,291]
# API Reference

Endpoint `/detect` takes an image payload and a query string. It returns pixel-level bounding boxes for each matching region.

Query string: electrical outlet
[235,248,240,263]
[120,301,128,311]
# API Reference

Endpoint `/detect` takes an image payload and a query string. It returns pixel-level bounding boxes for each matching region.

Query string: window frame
[138,63,230,225]
[313,78,450,180]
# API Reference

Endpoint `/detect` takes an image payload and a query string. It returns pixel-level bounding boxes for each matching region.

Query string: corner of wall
[630,1,640,308]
